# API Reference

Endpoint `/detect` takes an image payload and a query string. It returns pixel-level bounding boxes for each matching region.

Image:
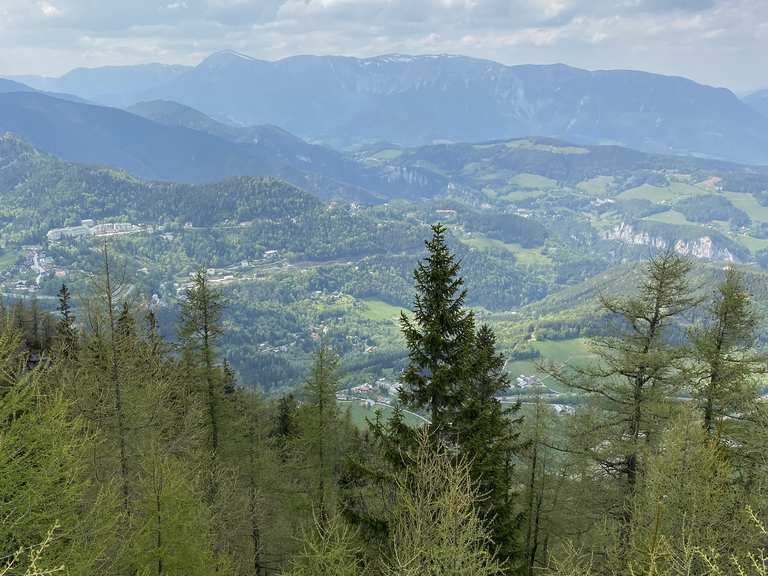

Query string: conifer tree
[299,341,342,521]
[545,250,696,531]
[284,515,364,576]
[383,431,504,576]
[399,223,475,442]
[179,268,225,454]
[56,283,78,356]
[688,267,762,436]
[457,324,523,567]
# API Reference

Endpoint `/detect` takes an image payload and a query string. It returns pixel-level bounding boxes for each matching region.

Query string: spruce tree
[399,223,475,442]
[457,324,523,567]
[55,283,78,356]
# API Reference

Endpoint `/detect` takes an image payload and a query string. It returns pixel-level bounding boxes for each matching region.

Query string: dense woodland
[3,224,768,575]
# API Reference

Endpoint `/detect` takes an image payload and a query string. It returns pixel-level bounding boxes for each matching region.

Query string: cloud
[0,0,765,90]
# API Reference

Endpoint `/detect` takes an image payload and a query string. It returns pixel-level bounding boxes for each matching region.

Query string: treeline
[3,228,768,575]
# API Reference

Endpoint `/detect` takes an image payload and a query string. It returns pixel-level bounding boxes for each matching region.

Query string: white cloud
[38,2,62,17]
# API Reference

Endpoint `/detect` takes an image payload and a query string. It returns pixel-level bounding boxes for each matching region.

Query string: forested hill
[0,92,385,201]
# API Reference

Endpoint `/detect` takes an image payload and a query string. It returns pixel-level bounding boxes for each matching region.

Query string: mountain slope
[125,99,382,190]
[0,92,384,201]
[126,52,768,164]
[10,63,191,105]
[745,89,768,118]
[0,78,36,93]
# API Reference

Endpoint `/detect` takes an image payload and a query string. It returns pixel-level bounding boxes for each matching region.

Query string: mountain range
[9,51,768,165]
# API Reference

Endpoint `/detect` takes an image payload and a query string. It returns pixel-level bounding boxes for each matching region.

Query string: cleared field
[370,148,403,161]
[724,192,768,223]
[643,210,690,225]
[577,175,614,196]
[360,299,404,321]
[0,249,19,272]
[460,235,551,266]
[341,401,426,429]
[505,338,595,389]
[504,141,590,155]
[509,173,558,189]
[735,234,768,253]
[619,182,709,203]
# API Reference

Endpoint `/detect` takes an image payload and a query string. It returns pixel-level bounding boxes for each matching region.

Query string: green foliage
[399,223,475,435]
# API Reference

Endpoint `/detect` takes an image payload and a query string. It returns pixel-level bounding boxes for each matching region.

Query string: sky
[0,0,766,92]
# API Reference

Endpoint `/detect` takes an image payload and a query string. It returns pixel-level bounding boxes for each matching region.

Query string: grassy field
[735,234,768,253]
[619,182,709,203]
[508,173,558,189]
[725,192,768,223]
[369,148,403,161]
[0,249,19,272]
[504,338,595,389]
[341,400,427,429]
[459,234,551,266]
[577,175,614,196]
[643,210,690,225]
[359,299,404,322]
[503,140,590,155]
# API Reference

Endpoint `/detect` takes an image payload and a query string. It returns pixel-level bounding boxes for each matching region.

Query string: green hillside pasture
[504,338,595,391]
[643,210,691,226]
[619,182,710,203]
[0,249,19,272]
[577,175,615,196]
[725,192,768,223]
[459,234,551,266]
[509,173,559,189]
[359,299,404,322]
[341,400,427,429]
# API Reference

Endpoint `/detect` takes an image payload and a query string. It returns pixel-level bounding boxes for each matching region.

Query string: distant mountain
[0,92,387,201]
[9,63,191,105]
[0,77,87,103]
[744,89,768,118]
[117,51,768,164]
[0,78,36,93]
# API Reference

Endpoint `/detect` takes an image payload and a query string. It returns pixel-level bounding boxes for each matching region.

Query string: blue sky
[1,0,765,91]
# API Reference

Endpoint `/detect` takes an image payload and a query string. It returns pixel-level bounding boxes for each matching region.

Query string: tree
[0,325,118,576]
[299,342,343,521]
[399,223,475,442]
[284,515,364,576]
[457,324,523,566]
[383,431,504,576]
[688,267,762,437]
[179,268,225,454]
[545,250,697,531]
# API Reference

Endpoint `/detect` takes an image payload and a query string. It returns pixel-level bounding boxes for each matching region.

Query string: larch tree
[178,268,226,455]
[299,341,343,522]
[688,267,762,437]
[545,250,697,532]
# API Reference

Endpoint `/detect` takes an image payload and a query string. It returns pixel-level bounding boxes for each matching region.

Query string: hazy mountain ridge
[10,52,768,164]
[9,63,192,105]
[745,88,768,118]
[0,91,389,202]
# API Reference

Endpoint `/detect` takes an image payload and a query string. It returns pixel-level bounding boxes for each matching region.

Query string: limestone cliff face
[603,222,736,262]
